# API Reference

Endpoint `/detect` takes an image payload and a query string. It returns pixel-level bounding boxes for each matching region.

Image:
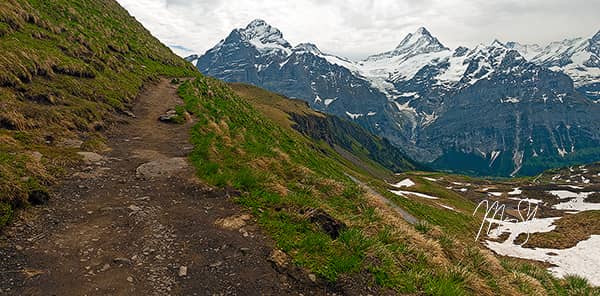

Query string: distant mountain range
[191,19,600,177]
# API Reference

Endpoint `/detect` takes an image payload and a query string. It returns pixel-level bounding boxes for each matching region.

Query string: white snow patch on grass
[390,178,415,188]
[389,190,439,200]
[487,233,600,286]
[508,188,522,195]
[563,185,584,190]
[508,197,543,204]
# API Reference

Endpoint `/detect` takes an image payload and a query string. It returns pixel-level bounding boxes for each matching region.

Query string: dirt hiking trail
[0,79,334,296]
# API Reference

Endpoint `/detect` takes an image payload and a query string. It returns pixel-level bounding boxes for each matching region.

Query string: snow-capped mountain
[508,31,600,101]
[505,42,543,60]
[195,20,600,177]
[197,20,387,123]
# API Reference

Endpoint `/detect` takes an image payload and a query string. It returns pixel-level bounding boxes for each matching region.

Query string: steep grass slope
[229,83,420,177]
[0,0,195,220]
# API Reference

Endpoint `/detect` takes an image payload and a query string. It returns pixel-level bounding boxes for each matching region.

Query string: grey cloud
[117,0,600,59]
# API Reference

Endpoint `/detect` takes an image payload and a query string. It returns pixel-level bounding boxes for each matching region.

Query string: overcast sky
[116,0,600,60]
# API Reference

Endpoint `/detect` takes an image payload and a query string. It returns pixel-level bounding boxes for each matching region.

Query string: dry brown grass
[520,211,600,249]
[364,190,450,267]
[228,82,324,129]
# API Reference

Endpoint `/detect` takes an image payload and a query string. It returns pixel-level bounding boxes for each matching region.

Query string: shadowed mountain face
[195,20,600,177]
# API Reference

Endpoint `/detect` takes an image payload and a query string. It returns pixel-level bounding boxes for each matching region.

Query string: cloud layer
[117,0,600,60]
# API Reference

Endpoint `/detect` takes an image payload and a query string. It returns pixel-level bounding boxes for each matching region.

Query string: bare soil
[0,79,335,295]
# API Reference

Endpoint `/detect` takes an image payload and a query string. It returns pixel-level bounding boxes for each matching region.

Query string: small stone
[126,276,133,283]
[308,274,317,282]
[113,257,132,265]
[77,152,104,163]
[209,261,222,268]
[124,111,136,118]
[30,151,43,162]
[178,266,187,277]
[100,264,110,272]
[59,139,83,149]
[15,245,23,251]
[127,205,142,212]
[268,249,288,269]
[158,109,178,123]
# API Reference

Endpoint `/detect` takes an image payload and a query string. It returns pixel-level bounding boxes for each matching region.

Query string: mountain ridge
[195,20,600,177]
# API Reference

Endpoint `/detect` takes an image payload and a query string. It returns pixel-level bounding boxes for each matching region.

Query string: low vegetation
[0,0,195,212]
[178,76,600,294]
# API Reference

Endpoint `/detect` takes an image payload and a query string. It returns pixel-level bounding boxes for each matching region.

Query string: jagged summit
[490,39,506,48]
[365,26,449,61]
[238,19,291,49]
[293,43,322,55]
[394,26,448,53]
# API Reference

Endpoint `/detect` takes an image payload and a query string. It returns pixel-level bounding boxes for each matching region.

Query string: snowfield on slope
[485,217,600,286]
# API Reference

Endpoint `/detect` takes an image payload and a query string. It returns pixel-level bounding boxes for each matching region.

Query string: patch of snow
[563,185,584,190]
[500,97,521,104]
[389,190,439,200]
[548,191,600,212]
[421,111,438,126]
[508,197,543,204]
[398,92,420,98]
[558,148,568,157]
[508,188,522,195]
[393,100,417,114]
[488,192,503,197]
[438,203,456,211]
[489,150,501,167]
[390,178,415,188]
[345,112,363,120]
[487,233,600,286]
[314,95,322,104]
[324,98,337,106]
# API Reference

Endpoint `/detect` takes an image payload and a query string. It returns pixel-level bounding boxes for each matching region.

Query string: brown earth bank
[0,78,339,295]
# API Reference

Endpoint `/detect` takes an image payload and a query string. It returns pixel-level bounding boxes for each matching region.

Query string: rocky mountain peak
[453,46,470,57]
[393,26,449,55]
[293,43,323,55]
[239,19,291,49]
[489,39,506,48]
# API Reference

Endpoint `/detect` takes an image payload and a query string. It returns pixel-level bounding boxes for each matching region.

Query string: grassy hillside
[0,0,195,220]
[178,76,599,295]
[1,0,598,294]
[229,83,420,177]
